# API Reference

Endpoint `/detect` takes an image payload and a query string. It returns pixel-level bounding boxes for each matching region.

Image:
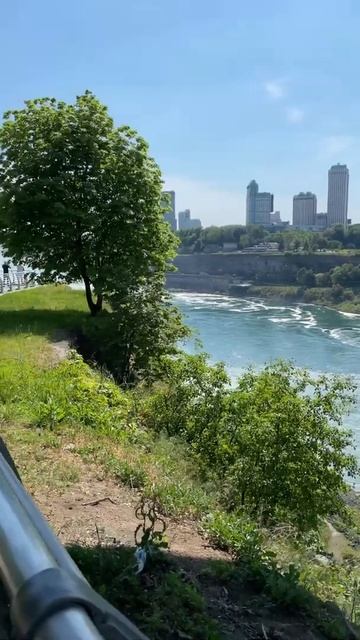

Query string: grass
[69,544,220,640]
[0,285,87,366]
[0,285,359,638]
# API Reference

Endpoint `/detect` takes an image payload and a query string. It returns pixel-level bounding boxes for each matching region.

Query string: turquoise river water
[173,292,360,487]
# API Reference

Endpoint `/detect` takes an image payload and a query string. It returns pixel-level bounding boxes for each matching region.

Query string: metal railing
[0,442,149,640]
[0,271,36,293]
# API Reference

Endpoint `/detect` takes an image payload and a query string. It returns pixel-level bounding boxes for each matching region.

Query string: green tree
[84,282,189,384]
[218,362,357,530]
[315,272,332,287]
[142,355,358,531]
[347,224,360,248]
[0,92,176,315]
[331,263,360,286]
[292,238,301,252]
[296,267,316,287]
[203,226,223,246]
[142,352,229,439]
[330,284,346,302]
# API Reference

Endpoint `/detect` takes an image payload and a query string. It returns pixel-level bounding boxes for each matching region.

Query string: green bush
[315,272,332,287]
[202,511,266,563]
[141,352,229,442]
[143,355,358,532]
[296,267,316,287]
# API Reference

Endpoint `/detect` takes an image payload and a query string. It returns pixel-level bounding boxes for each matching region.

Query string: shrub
[216,362,357,530]
[315,272,332,287]
[143,356,358,532]
[141,353,229,444]
[202,511,266,563]
[296,267,316,287]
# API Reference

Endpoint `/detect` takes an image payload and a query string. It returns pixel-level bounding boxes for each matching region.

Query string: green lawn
[0,285,88,366]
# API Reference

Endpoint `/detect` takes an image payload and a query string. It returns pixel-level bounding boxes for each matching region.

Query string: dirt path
[27,455,337,640]
[32,463,228,564]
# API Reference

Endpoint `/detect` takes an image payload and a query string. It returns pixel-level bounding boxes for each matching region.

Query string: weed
[107,457,148,490]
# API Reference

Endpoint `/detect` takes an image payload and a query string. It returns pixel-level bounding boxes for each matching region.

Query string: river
[173,292,360,487]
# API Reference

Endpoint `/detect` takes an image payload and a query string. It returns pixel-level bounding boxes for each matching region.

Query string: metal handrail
[0,450,149,640]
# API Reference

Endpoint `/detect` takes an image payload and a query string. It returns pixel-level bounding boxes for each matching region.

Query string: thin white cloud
[264,80,285,100]
[319,135,355,157]
[286,107,304,124]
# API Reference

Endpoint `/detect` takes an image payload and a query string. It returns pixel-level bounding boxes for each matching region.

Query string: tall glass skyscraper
[327,164,349,227]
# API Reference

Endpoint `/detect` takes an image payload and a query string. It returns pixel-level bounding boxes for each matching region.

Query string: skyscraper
[162,190,177,231]
[178,209,201,230]
[246,180,273,225]
[292,192,317,228]
[327,164,349,227]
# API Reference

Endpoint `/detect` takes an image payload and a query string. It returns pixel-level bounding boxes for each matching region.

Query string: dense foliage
[83,281,189,384]
[143,355,358,531]
[178,223,360,253]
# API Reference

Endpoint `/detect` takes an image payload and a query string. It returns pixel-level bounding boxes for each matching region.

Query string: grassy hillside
[0,285,359,639]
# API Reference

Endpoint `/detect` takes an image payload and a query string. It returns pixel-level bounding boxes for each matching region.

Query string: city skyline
[1,1,360,228]
[167,162,351,229]
[165,159,355,227]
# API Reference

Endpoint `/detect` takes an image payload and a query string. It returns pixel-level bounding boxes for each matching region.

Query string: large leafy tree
[0,92,176,315]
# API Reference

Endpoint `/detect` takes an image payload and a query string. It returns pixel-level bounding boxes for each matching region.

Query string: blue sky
[1,0,359,225]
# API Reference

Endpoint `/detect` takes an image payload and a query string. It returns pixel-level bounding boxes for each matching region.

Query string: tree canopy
[0,92,176,315]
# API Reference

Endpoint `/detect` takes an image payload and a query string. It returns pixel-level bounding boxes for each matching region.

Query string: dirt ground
[28,453,338,640]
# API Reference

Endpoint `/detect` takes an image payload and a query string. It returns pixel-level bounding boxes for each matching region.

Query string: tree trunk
[95,293,103,313]
[83,274,102,316]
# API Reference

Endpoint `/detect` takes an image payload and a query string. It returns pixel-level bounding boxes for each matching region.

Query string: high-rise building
[316,212,328,230]
[178,209,190,229]
[270,211,282,224]
[327,164,349,227]
[162,190,177,231]
[178,209,201,230]
[246,180,274,225]
[292,192,317,228]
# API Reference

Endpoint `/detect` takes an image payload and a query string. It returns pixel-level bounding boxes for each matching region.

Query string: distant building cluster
[165,163,350,233]
[246,180,274,226]
[246,163,350,231]
[162,191,202,231]
[291,164,349,230]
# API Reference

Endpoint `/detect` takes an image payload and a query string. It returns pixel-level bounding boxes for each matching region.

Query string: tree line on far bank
[178,223,360,253]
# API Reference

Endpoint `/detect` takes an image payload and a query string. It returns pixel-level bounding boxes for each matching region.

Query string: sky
[1,0,360,226]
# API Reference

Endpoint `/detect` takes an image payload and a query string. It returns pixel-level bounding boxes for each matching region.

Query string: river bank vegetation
[178,223,360,254]
[244,262,360,313]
